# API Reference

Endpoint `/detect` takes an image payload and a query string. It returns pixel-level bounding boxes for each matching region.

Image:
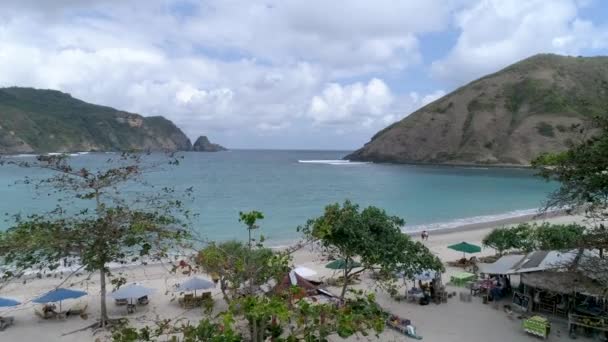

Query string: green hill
[0,87,192,153]
[346,54,608,166]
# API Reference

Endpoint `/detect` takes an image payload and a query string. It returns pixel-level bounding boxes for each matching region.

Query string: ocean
[0,150,557,245]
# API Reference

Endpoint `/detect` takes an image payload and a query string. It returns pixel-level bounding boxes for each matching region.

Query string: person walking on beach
[421,230,429,241]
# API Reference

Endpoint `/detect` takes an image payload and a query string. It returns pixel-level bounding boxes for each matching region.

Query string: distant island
[347,54,608,166]
[0,87,192,154]
[192,135,227,152]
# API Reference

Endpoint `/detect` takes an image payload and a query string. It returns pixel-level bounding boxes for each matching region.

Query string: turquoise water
[0,150,557,244]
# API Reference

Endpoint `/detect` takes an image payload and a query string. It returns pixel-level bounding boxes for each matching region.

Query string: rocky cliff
[192,136,227,152]
[0,87,192,153]
[346,54,608,166]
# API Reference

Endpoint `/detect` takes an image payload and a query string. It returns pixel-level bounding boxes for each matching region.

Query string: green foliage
[0,153,193,324]
[533,117,608,216]
[483,222,586,254]
[196,240,288,303]
[298,200,443,299]
[112,293,386,342]
[112,315,242,342]
[532,223,585,250]
[536,122,555,137]
[0,87,190,152]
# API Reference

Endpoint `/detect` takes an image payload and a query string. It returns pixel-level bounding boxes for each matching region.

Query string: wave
[405,208,542,233]
[298,159,370,165]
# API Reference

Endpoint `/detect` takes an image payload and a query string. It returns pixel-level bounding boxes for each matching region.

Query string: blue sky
[1,0,608,150]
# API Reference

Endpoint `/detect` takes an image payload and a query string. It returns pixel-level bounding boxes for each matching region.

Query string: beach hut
[273,271,319,300]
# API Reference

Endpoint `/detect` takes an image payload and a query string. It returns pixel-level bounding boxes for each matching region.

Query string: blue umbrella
[176,277,215,295]
[0,297,20,307]
[33,288,86,312]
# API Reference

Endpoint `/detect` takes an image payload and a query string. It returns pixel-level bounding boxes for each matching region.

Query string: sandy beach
[0,213,595,342]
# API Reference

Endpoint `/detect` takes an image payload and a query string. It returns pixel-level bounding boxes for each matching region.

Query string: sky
[1,0,608,150]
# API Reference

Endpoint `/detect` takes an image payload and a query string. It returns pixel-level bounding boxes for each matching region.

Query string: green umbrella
[448,241,481,257]
[325,259,362,270]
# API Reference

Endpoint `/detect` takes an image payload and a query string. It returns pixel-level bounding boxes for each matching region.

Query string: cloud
[307,78,393,126]
[431,0,608,84]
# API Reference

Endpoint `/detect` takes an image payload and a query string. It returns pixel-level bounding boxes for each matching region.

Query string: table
[451,272,476,287]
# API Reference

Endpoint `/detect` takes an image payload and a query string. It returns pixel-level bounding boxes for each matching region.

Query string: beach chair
[127,303,136,314]
[137,296,149,305]
[115,298,128,306]
[67,303,88,317]
[34,307,57,320]
[0,316,14,331]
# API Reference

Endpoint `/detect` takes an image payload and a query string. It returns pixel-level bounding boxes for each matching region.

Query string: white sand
[0,214,596,341]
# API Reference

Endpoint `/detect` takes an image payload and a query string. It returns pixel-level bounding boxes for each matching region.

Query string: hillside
[0,87,192,153]
[346,54,608,166]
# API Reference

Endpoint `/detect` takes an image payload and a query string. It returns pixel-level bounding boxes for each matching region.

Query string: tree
[0,153,193,326]
[298,200,443,300]
[196,212,289,304]
[196,240,288,303]
[111,292,386,342]
[533,117,608,256]
[482,226,522,256]
[531,222,585,251]
[483,223,585,255]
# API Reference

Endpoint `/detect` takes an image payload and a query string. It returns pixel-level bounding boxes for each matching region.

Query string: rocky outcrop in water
[192,136,227,152]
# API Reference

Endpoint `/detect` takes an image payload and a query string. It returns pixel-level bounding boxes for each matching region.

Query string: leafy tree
[533,117,608,256]
[196,240,288,303]
[483,223,585,255]
[111,292,386,342]
[0,153,193,326]
[196,212,290,303]
[482,227,521,255]
[531,222,585,251]
[298,200,443,300]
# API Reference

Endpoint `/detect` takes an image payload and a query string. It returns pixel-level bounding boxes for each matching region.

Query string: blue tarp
[33,288,87,304]
[0,297,20,307]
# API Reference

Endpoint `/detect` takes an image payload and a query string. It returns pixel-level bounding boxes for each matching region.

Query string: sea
[0,150,557,246]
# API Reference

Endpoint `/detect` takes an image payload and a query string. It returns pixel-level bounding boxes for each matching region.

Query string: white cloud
[307,78,393,126]
[431,0,608,84]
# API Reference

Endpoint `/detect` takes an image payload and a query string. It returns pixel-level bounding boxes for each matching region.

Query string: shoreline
[405,209,569,238]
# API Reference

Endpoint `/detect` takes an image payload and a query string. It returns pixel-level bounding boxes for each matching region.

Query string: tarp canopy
[274,271,318,295]
[477,254,525,275]
[110,284,155,300]
[175,277,215,292]
[0,297,20,307]
[293,266,317,278]
[33,288,86,304]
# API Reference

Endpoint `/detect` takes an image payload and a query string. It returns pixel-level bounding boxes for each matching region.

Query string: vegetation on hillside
[0,87,191,153]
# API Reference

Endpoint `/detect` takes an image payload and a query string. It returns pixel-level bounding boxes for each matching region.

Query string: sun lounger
[386,315,423,339]
[67,303,88,317]
[115,298,128,306]
[0,316,14,331]
[137,296,149,305]
[34,307,57,320]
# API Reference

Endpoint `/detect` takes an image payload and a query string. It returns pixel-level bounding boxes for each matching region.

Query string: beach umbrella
[448,241,481,257]
[293,266,317,278]
[325,259,362,270]
[175,277,215,295]
[0,297,20,307]
[110,284,155,301]
[33,288,87,312]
